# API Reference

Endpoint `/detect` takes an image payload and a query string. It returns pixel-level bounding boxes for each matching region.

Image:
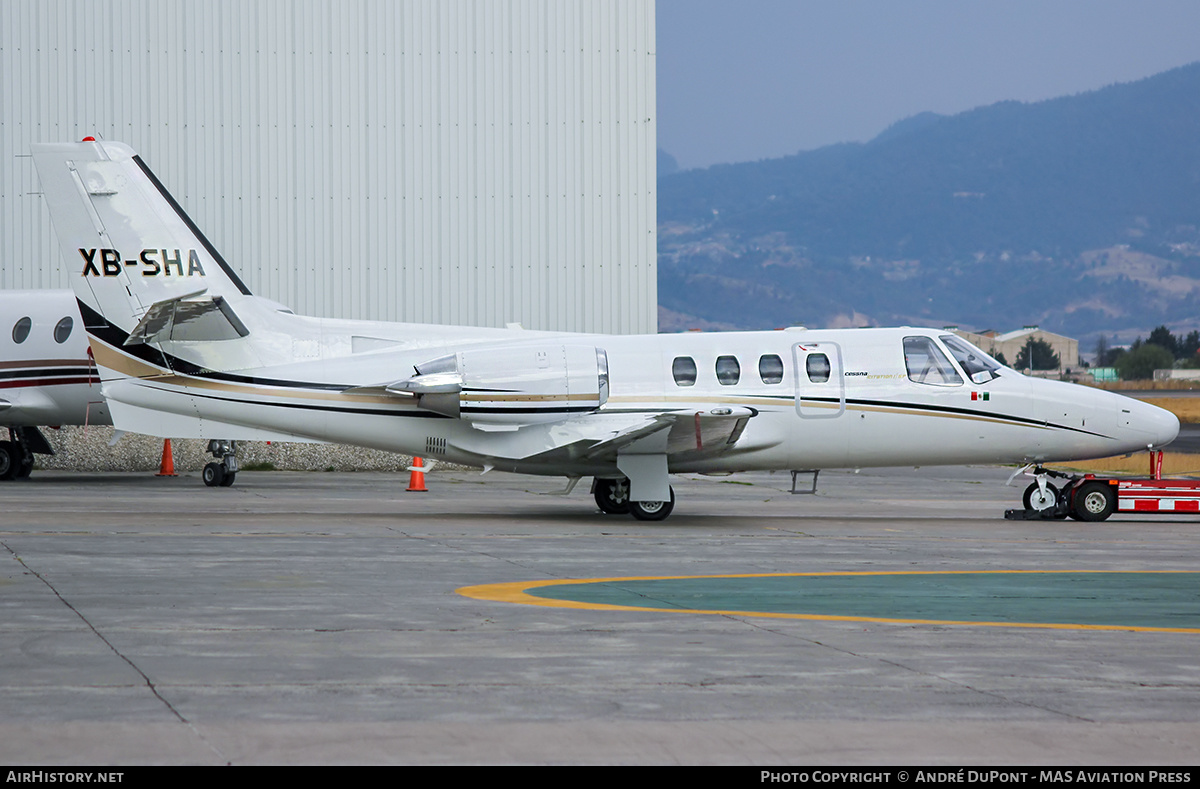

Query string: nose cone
[1120,397,1180,449]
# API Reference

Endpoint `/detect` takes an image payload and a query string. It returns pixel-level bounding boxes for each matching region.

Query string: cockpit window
[12,317,31,344]
[672,356,697,387]
[903,336,963,386]
[940,335,1002,384]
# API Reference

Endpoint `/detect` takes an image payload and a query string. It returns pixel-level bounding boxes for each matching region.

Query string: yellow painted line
[456,570,1200,634]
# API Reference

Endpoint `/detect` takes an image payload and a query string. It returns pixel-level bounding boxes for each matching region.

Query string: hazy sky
[657,0,1200,170]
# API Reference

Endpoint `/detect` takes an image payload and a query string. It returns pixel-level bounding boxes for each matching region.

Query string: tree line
[1095,326,1200,380]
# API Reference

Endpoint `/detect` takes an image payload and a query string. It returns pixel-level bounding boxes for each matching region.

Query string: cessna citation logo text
[79,248,206,277]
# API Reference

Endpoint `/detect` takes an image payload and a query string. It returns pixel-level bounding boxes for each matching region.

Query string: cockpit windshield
[940,334,1003,384]
[904,336,963,386]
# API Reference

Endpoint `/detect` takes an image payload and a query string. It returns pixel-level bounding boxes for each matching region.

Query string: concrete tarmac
[2,466,1199,765]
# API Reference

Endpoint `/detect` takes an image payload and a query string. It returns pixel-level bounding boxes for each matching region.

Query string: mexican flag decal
[971,391,990,401]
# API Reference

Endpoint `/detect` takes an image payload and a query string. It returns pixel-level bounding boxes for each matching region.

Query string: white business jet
[31,139,1179,518]
[0,289,110,478]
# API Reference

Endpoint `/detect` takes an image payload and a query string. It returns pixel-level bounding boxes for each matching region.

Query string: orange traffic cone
[406,456,428,492]
[155,439,178,477]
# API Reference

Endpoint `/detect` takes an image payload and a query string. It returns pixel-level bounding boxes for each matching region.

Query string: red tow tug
[1005,450,1200,521]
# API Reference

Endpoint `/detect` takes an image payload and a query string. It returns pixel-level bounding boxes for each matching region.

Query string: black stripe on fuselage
[74,298,1118,441]
[810,395,1114,439]
[609,394,1114,441]
[135,382,449,419]
[77,299,349,392]
[0,367,93,381]
[461,405,599,415]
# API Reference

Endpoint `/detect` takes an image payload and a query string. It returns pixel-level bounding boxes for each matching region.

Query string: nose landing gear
[1007,466,1071,520]
[1005,452,1194,522]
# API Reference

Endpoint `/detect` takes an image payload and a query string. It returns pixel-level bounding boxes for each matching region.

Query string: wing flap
[582,407,757,461]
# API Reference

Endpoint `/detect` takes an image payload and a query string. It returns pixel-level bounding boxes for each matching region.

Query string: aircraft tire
[202,462,225,487]
[0,442,16,481]
[1022,481,1058,512]
[594,478,631,514]
[219,471,236,487]
[16,453,34,478]
[628,487,675,521]
[1071,481,1116,522]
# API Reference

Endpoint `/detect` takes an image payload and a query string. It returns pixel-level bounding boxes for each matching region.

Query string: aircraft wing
[578,407,756,461]
[440,406,759,468]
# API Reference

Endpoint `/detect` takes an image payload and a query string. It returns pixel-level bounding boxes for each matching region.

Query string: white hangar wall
[0,0,657,334]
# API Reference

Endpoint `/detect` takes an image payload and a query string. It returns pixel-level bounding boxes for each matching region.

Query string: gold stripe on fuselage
[607,394,1053,432]
[92,339,1061,433]
[90,339,410,406]
[461,392,600,403]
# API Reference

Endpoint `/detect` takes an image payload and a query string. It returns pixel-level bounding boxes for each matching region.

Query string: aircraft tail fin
[32,140,252,336]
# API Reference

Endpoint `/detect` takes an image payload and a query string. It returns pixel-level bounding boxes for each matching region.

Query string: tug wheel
[1071,481,1116,522]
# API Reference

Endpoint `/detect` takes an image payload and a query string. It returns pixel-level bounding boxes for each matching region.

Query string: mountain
[657,148,680,178]
[657,62,1200,344]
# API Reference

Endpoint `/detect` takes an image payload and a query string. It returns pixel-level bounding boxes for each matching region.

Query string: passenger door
[793,342,845,419]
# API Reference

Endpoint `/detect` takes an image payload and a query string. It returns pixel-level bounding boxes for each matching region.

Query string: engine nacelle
[392,344,609,427]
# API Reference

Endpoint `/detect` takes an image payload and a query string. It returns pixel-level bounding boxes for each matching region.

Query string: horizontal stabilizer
[125,290,249,345]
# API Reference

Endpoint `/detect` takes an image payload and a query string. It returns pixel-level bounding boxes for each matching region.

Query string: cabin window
[903,336,963,386]
[54,316,74,344]
[715,355,741,385]
[12,317,31,344]
[940,334,1002,384]
[758,354,784,384]
[672,356,697,387]
[806,353,831,383]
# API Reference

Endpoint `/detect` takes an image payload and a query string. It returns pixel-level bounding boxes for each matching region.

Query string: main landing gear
[0,439,32,481]
[0,427,47,481]
[592,477,675,521]
[202,439,239,487]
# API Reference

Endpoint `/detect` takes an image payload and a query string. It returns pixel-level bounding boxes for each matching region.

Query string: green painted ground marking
[458,571,1200,633]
